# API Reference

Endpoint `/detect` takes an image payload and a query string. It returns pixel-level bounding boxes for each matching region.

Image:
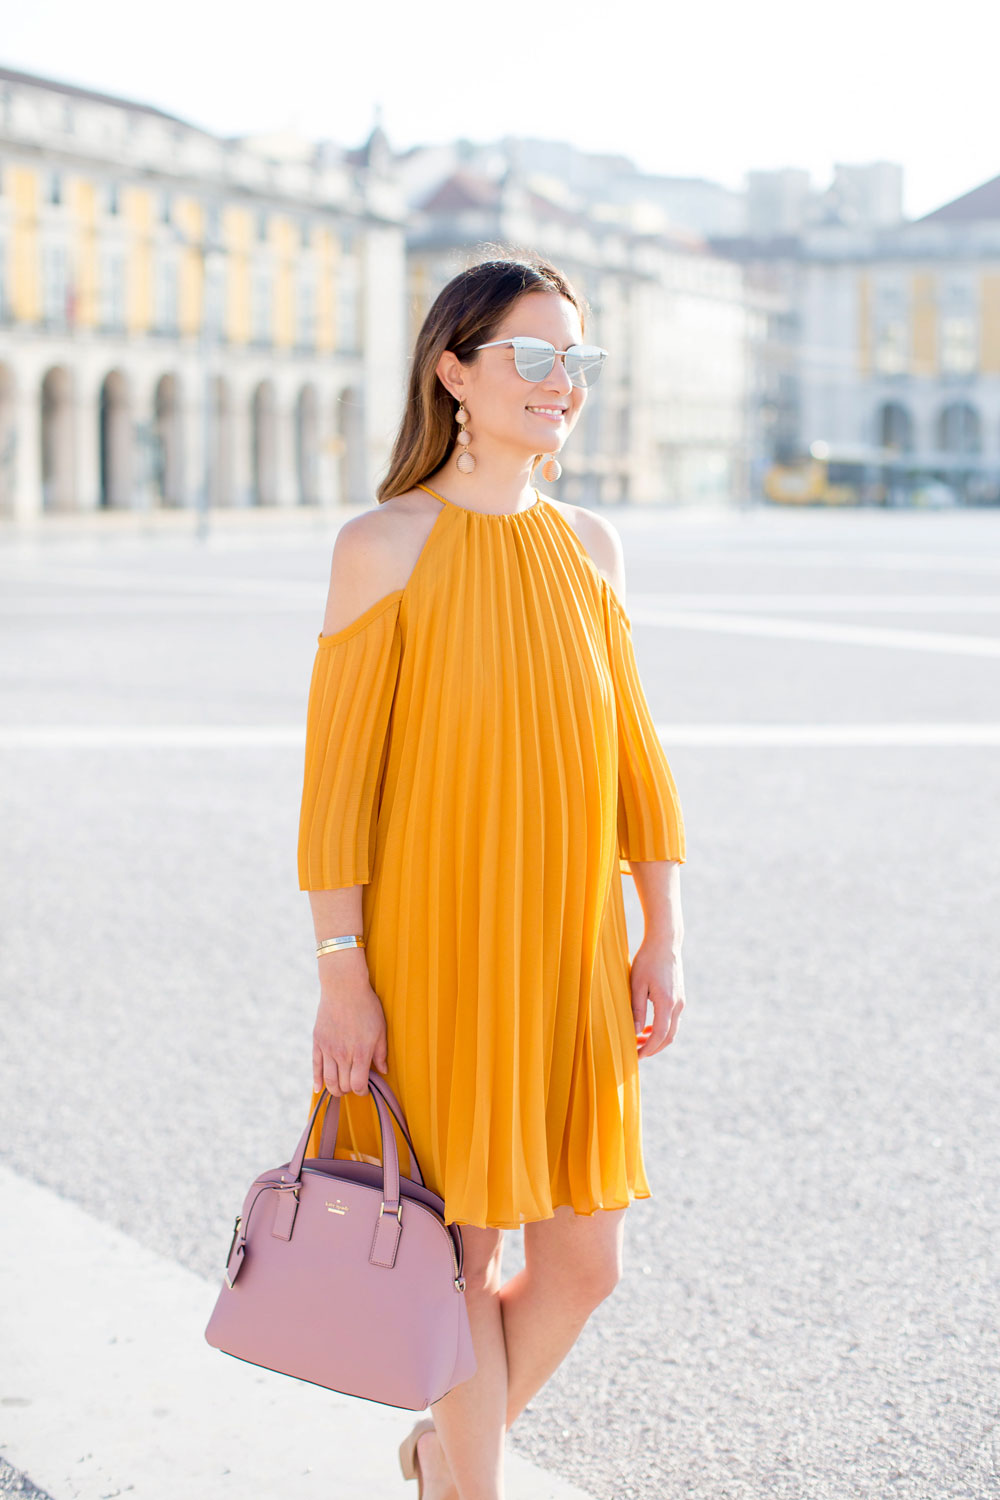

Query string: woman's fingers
[636,993,684,1057]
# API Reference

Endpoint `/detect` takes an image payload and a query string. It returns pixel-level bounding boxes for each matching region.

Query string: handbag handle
[286,1076,410,1210]
[317,1074,426,1189]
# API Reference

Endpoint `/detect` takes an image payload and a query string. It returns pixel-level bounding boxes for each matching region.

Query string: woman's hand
[312,952,389,1096]
[631,935,685,1059]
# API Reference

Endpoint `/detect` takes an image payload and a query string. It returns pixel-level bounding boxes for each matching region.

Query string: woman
[297,254,686,1500]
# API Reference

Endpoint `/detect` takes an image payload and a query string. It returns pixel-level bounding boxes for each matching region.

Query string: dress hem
[446,1189,653,1231]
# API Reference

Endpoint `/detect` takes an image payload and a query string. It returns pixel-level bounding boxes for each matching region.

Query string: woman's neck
[429,446,542,510]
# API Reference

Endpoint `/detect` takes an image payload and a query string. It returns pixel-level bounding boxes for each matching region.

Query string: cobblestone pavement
[1,502,998,1499]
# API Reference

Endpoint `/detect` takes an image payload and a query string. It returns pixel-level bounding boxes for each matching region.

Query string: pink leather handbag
[205,1075,477,1410]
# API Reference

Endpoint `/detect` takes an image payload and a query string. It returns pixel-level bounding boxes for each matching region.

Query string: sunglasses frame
[473,336,609,388]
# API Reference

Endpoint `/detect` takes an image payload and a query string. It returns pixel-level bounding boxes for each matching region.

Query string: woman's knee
[525,1207,625,1307]
[568,1248,623,1307]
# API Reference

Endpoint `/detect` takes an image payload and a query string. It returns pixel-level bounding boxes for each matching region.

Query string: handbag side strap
[368,1082,404,1269]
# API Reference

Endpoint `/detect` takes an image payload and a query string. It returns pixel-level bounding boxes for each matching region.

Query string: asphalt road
[1,500,998,1500]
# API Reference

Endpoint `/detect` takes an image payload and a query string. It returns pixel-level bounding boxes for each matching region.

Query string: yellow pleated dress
[297,484,686,1229]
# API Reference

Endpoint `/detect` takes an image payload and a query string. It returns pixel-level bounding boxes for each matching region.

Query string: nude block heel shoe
[399,1417,436,1496]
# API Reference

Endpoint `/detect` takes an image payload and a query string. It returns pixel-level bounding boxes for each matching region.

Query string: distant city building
[798,176,1000,502]
[0,67,408,520]
[6,66,982,516]
[717,170,1000,503]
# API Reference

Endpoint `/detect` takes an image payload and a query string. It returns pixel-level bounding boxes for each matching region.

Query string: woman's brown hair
[376,249,588,504]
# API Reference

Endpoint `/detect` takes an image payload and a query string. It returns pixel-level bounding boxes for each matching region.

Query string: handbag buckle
[379,1201,402,1223]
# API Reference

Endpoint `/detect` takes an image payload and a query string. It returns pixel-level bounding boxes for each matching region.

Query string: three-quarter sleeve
[297,591,403,891]
[601,578,686,871]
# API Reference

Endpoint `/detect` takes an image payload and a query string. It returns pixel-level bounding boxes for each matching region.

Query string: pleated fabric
[297,487,686,1229]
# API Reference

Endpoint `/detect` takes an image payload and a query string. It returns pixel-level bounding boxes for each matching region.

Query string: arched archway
[41,366,76,512]
[251,380,277,506]
[99,371,134,509]
[154,373,184,507]
[877,401,914,454]
[295,384,320,505]
[0,365,16,518]
[937,402,981,455]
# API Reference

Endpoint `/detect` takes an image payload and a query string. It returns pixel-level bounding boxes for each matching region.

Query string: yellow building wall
[69,177,99,328]
[980,273,1000,374]
[224,206,252,345]
[123,186,154,334]
[316,228,338,353]
[9,167,40,322]
[910,272,937,376]
[856,271,871,376]
[273,217,295,349]
[175,197,205,337]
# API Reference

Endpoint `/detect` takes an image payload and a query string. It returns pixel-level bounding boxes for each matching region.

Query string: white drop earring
[455,403,475,474]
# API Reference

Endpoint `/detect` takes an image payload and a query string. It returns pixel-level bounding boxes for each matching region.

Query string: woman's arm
[308,887,388,1098]
[628,859,685,1059]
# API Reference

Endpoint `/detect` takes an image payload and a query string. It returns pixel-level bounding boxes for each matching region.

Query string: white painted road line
[629,593,1000,613]
[658,722,1000,746]
[0,1165,592,1500]
[3,724,1000,750]
[629,605,1000,656]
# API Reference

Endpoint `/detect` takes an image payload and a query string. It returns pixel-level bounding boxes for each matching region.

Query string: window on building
[42,243,69,325]
[160,191,173,226]
[105,180,120,216]
[99,248,127,332]
[297,275,316,348]
[155,258,179,334]
[940,316,977,376]
[874,320,907,375]
[251,268,272,345]
[256,210,269,243]
[48,172,63,207]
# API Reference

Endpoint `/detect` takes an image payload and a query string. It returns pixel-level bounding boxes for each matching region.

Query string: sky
[2,0,997,221]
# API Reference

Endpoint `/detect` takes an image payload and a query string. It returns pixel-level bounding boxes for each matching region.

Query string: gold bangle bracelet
[316,935,365,956]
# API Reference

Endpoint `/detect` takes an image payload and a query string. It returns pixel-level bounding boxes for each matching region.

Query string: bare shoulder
[321,489,443,636]
[542,495,627,602]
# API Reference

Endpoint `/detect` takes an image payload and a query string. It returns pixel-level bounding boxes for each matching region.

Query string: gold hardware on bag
[379,1201,402,1223]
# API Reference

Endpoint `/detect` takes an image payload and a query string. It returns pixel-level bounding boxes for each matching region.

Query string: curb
[0,1165,594,1500]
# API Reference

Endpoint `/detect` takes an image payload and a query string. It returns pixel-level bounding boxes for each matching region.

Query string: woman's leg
[501,1205,626,1428]
[415,1207,626,1499]
[416,1222,508,1500]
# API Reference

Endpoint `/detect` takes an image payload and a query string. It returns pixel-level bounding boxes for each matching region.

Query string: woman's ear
[435,350,466,402]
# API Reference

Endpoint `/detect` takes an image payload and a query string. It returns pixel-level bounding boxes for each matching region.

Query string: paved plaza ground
[1,500,998,1499]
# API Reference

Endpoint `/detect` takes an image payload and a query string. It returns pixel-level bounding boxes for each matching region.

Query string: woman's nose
[544,358,574,397]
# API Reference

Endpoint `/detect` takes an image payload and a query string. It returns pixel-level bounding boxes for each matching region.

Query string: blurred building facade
[718,174,1000,504]
[798,181,1000,502]
[0,67,408,520]
[7,64,993,516]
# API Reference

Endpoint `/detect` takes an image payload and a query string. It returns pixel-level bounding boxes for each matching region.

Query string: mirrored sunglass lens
[512,340,556,381]
[565,347,606,387]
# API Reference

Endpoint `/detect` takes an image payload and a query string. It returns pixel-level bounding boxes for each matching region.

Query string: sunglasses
[474,336,608,389]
